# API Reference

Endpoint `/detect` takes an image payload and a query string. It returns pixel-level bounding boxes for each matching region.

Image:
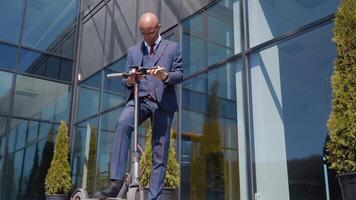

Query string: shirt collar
[144,35,161,50]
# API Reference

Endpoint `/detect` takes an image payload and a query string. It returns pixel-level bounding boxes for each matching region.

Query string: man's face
[140,23,160,46]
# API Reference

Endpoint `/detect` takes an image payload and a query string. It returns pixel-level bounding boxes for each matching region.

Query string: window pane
[20,144,36,197]
[77,87,100,121]
[22,0,78,57]
[0,0,24,44]
[80,71,102,89]
[60,59,74,82]
[207,43,234,66]
[249,23,338,199]
[102,69,126,112]
[11,119,28,151]
[248,0,339,47]
[19,48,73,82]
[182,0,241,76]
[1,150,24,200]
[103,57,127,112]
[0,43,17,70]
[27,121,39,143]
[2,119,58,199]
[0,71,13,115]
[13,75,71,121]
[182,33,206,75]
[182,13,204,36]
[72,117,98,196]
[181,60,241,199]
[95,108,122,192]
[0,117,6,136]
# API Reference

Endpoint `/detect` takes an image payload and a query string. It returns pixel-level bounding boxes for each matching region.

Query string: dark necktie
[150,44,155,58]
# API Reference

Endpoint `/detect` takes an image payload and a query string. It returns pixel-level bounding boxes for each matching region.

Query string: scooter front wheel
[70,188,89,200]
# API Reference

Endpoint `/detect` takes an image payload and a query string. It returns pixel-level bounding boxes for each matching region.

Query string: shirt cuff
[162,73,170,83]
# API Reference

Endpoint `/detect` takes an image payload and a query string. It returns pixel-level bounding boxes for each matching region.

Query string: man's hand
[148,66,168,81]
[126,74,144,86]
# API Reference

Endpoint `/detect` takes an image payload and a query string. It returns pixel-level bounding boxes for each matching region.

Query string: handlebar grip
[107,73,130,79]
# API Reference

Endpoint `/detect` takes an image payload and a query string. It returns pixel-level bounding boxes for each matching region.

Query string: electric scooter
[71,66,156,200]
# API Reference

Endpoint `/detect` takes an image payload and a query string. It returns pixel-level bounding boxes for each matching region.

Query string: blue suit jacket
[123,39,183,112]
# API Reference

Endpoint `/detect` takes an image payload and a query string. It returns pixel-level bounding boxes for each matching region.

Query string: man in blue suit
[95,12,183,200]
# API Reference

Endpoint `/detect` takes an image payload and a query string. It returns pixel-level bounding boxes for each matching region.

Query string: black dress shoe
[94,180,123,199]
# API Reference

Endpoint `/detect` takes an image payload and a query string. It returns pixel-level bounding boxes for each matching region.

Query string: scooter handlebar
[106,66,159,79]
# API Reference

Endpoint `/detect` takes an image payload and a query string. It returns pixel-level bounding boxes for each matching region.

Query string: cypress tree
[140,128,180,188]
[326,0,356,173]
[45,121,72,194]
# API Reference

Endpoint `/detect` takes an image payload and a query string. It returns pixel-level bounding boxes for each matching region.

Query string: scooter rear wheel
[70,189,89,200]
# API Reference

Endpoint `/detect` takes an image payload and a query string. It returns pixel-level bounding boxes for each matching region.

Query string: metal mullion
[82,0,111,22]
[244,14,334,56]
[14,70,72,85]
[8,116,61,127]
[240,0,256,199]
[77,97,124,125]
[93,62,106,194]
[0,67,16,74]
[177,22,183,200]
[182,29,235,51]
[183,52,243,81]
[19,45,76,61]
[69,0,83,170]
[205,10,235,25]
[0,40,19,48]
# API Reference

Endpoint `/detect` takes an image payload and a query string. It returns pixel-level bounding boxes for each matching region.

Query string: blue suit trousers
[110,98,174,200]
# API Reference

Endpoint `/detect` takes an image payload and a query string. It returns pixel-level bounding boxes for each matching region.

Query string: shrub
[326,0,356,173]
[45,121,72,194]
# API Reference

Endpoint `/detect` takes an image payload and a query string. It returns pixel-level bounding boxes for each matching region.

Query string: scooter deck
[84,198,125,200]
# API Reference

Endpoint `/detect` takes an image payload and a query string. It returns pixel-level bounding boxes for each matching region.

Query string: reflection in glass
[181,60,241,199]
[0,71,13,115]
[0,43,17,70]
[20,144,36,197]
[249,23,336,199]
[2,119,58,199]
[182,33,206,75]
[0,0,24,44]
[95,108,122,192]
[19,48,73,82]
[80,71,102,89]
[102,57,127,111]
[102,69,126,112]
[22,0,78,57]
[13,75,71,122]
[27,121,39,143]
[182,14,204,36]
[182,0,240,76]
[1,150,24,200]
[77,87,100,122]
[248,0,339,47]
[0,117,6,136]
[13,119,27,151]
[72,118,98,196]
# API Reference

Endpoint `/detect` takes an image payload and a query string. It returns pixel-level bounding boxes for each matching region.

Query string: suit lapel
[151,39,168,66]
[135,42,144,66]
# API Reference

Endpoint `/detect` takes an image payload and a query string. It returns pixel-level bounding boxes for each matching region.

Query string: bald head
[139,12,160,45]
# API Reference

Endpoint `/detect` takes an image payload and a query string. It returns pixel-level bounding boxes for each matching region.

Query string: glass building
[0,0,342,199]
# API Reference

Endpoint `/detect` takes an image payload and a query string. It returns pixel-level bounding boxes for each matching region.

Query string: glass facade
[0,0,343,199]
[249,23,336,200]
[0,0,79,199]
